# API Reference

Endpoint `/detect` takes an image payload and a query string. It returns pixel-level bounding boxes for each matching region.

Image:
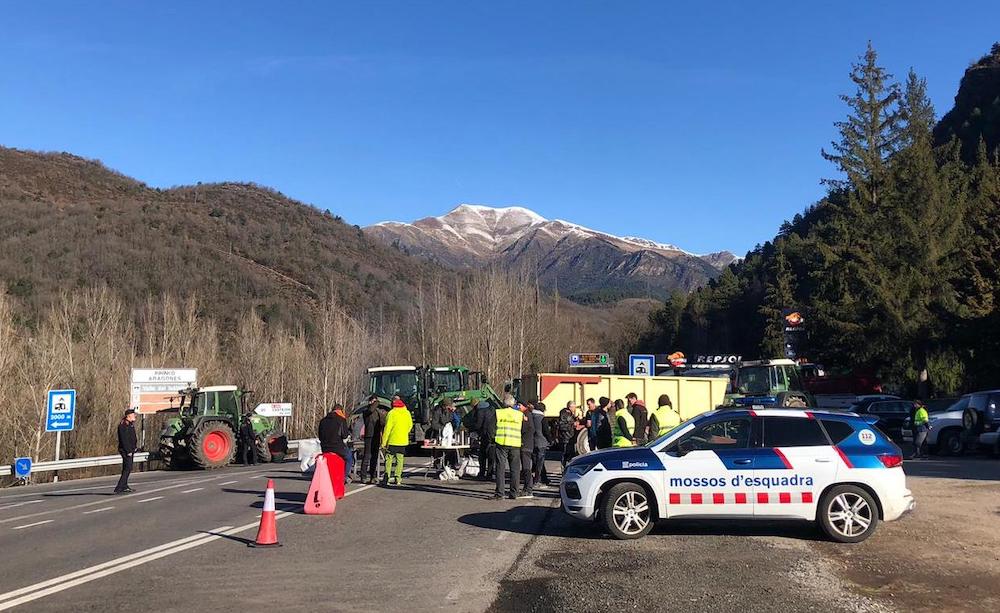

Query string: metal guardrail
[1,440,304,478]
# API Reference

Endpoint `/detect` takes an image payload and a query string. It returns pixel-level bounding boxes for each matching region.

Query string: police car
[560,409,914,542]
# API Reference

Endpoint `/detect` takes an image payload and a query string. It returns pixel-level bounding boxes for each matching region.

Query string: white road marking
[0,527,234,609]
[137,497,163,503]
[344,484,375,497]
[0,500,43,511]
[181,488,203,494]
[219,480,238,486]
[11,520,53,530]
[0,473,215,502]
[0,471,382,610]
[83,507,114,515]
[0,475,224,524]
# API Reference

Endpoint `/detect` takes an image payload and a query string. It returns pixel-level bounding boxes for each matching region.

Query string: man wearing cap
[115,409,138,494]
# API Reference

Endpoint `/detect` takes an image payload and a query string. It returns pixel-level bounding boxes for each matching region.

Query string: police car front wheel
[601,483,654,540]
[819,485,879,543]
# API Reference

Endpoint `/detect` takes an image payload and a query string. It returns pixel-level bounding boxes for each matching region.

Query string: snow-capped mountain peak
[363,204,736,300]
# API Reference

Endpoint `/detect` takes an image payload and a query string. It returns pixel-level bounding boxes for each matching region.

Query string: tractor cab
[366,365,503,442]
[725,359,814,408]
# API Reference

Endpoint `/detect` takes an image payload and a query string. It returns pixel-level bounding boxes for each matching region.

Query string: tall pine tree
[881,70,965,395]
[812,43,903,368]
[758,240,797,358]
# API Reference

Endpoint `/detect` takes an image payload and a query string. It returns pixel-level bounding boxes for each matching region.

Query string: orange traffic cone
[304,454,336,515]
[249,479,282,548]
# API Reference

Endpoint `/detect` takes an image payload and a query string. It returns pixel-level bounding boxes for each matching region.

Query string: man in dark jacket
[627,393,649,446]
[519,402,535,498]
[474,400,496,480]
[239,414,257,466]
[557,401,580,468]
[115,409,138,494]
[597,397,613,449]
[358,395,385,484]
[531,402,550,486]
[318,404,350,481]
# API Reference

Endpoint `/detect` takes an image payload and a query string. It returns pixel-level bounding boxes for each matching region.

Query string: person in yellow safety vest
[612,402,636,447]
[912,400,930,460]
[381,395,413,486]
[649,394,681,438]
[493,396,526,500]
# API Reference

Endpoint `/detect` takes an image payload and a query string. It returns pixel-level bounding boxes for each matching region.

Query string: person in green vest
[648,394,681,439]
[912,400,930,459]
[381,395,413,486]
[493,396,524,500]
[612,400,636,447]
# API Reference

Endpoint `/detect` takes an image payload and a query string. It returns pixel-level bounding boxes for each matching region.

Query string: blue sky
[2,2,997,255]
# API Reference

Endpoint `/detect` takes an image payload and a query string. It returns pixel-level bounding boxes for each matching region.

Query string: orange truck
[517,372,728,424]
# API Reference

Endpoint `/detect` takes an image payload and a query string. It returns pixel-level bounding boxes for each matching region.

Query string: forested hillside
[639,43,1000,397]
[0,148,440,329]
[0,150,628,466]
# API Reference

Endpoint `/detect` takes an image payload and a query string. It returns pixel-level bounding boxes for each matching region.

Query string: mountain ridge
[365,204,735,302]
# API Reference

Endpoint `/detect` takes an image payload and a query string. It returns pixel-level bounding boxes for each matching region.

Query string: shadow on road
[199,528,254,546]
[903,457,1000,481]
[458,505,596,539]
[460,506,826,542]
[653,518,824,540]
[223,487,307,507]
[400,482,498,500]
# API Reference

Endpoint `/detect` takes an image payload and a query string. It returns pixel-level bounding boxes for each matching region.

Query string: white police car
[560,409,914,542]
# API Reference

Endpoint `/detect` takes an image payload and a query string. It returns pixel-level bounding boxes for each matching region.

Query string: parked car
[903,398,967,456]
[846,396,913,443]
[960,390,1000,457]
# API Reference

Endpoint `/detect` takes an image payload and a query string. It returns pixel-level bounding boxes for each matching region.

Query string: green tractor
[158,385,289,470]
[366,366,504,441]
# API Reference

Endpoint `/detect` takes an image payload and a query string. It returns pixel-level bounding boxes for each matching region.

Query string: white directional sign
[46,389,76,432]
[254,403,293,418]
[629,354,655,377]
[131,368,198,414]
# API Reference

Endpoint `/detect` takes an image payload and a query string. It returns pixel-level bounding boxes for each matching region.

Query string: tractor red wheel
[189,422,237,469]
[202,431,231,463]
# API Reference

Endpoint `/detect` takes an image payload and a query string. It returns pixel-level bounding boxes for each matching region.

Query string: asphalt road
[0,458,559,612]
[3,455,988,613]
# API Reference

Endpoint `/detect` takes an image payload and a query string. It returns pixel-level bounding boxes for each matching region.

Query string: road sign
[569,353,610,368]
[254,403,293,418]
[13,457,32,479]
[629,354,655,377]
[46,389,76,432]
[130,368,198,414]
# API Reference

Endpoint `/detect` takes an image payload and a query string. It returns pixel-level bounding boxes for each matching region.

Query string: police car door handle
[733,459,752,465]
[815,458,832,463]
